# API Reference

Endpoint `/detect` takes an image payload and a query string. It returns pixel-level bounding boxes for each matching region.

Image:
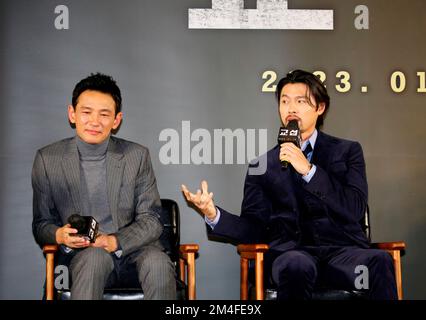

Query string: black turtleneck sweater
[76,136,115,234]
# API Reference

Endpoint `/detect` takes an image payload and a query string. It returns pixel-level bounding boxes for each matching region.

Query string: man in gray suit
[32,73,176,300]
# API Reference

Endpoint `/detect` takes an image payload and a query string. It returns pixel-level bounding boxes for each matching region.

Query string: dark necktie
[303,143,313,160]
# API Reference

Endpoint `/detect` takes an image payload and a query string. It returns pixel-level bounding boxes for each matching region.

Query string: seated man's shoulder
[110,136,150,156]
[37,137,74,157]
[320,131,361,149]
[248,145,278,168]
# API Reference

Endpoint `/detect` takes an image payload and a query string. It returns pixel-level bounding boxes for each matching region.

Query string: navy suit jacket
[209,131,370,252]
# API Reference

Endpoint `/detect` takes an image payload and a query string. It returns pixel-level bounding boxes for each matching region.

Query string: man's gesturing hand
[181,180,217,221]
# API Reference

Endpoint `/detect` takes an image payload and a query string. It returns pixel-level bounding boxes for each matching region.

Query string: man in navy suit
[182,70,397,300]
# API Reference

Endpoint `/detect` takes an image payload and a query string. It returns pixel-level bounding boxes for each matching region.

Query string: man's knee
[136,247,175,280]
[71,247,114,276]
[134,247,176,299]
[359,249,397,300]
[368,250,395,271]
[272,251,317,283]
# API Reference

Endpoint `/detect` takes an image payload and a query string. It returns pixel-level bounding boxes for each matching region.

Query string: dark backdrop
[0,0,425,299]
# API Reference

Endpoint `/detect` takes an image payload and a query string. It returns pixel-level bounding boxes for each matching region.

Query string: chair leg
[45,252,55,300]
[186,253,196,300]
[255,252,264,300]
[180,255,196,300]
[389,250,403,300]
[179,258,185,284]
[179,245,199,300]
[240,258,249,300]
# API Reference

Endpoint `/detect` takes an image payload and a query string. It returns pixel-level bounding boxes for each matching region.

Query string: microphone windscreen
[68,214,86,232]
[67,214,99,242]
[287,119,299,129]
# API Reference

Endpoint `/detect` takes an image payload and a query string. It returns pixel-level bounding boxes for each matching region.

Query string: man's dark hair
[72,73,122,115]
[275,69,330,129]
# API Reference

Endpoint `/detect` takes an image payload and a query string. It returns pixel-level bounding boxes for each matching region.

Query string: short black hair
[72,73,122,115]
[275,69,330,128]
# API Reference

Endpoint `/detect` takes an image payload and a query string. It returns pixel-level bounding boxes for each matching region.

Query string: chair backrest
[158,198,180,263]
[359,205,371,242]
[51,198,187,300]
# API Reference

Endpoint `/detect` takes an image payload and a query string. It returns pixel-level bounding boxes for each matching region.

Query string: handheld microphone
[67,214,99,243]
[277,120,301,169]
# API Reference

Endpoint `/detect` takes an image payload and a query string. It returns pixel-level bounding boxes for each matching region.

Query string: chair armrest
[179,244,199,254]
[371,241,406,250]
[179,244,199,300]
[43,244,59,254]
[237,244,269,255]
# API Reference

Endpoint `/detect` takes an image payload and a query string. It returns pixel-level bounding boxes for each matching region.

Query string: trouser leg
[132,245,176,300]
[323,247,397,300]
[69,247,114,300]
[270,250,319,300]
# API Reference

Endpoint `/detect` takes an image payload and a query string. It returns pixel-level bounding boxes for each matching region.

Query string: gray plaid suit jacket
[32,136,164,257]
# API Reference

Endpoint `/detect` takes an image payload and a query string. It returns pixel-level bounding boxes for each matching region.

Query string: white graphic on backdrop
[188,0,333,30]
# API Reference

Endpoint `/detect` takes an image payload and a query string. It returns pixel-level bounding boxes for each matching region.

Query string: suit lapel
[311,131,333,170]
[62,137,82,214]
[106,137,124,229]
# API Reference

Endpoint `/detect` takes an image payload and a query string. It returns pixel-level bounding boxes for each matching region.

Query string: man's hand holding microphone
[55,214,118,253]
[55,224,90,249]
[278,119,312,176]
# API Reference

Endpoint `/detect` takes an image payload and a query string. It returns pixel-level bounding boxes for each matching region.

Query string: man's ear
[68,105,76,124]
[112,112,123,130]
[317,103,326,116]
